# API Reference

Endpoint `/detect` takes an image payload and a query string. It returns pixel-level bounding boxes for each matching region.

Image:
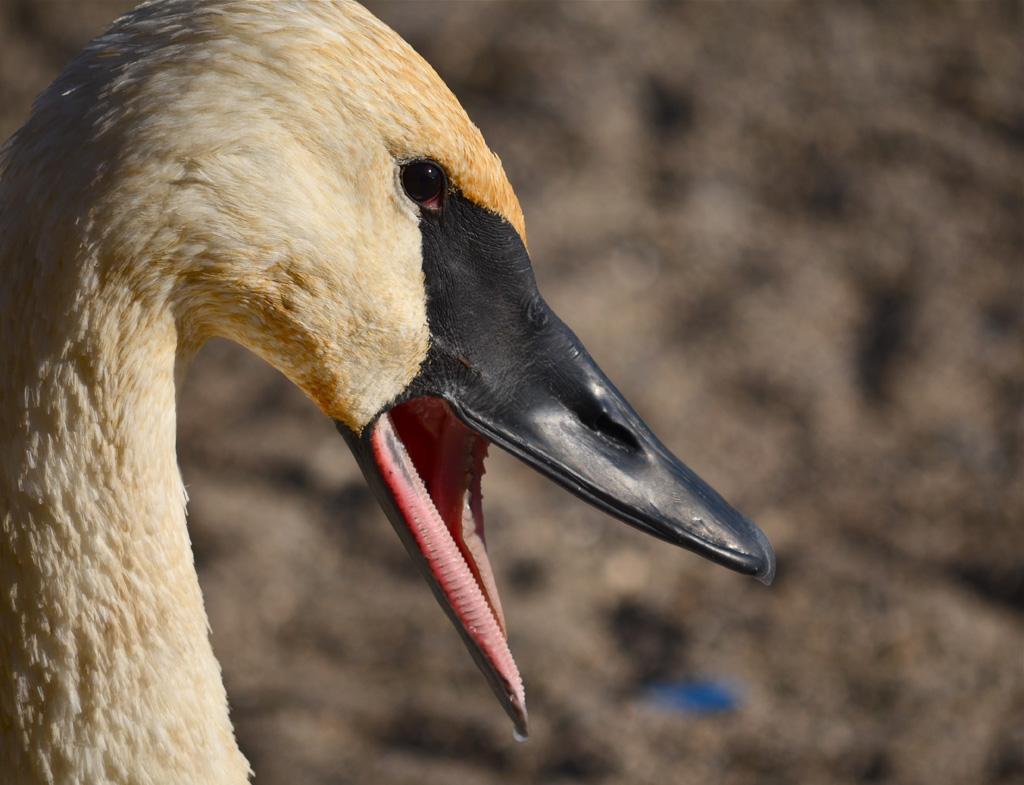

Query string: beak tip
[730,513,775,586]
[512,704,530,742]
[750,525,776,586]
[678,506,776,585]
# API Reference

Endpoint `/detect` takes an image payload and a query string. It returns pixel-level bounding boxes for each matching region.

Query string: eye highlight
[401,160,447,212]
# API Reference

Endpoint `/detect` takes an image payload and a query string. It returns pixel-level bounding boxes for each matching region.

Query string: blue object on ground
[642,679,742,714]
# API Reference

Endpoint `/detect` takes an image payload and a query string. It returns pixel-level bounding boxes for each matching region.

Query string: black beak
[406,189,774,583]
[446,307,775,584]
[337,189,774,738]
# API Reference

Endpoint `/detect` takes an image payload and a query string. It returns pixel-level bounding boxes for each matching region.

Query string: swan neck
[0,261,249,781]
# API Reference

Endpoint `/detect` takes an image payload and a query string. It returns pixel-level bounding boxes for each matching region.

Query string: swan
[0,1,774,782]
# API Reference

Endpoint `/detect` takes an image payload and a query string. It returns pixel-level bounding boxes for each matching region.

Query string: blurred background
[2,1,1021,783]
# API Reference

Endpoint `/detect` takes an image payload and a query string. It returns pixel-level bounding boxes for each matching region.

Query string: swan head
[10,0,774,739]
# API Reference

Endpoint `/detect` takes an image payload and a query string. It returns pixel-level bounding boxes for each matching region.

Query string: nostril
[591,411,641,451]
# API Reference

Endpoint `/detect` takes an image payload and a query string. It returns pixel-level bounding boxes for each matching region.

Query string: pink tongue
[370,402,527,735]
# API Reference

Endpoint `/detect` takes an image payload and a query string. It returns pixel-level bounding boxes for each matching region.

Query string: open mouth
[367,397,528,738]
[342,340,774,740]
[337,180,774,739]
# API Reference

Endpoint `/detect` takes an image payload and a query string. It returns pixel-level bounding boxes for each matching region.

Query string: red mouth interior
[388,397,508,633]
[370,396,527,736]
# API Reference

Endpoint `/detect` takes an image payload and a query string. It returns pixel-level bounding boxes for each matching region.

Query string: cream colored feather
[0,1,523,782]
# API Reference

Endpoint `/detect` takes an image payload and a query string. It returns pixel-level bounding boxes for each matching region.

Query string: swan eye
[401,160,447,212]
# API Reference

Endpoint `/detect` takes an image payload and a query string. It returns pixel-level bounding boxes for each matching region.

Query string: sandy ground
[2,1,1022,784]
